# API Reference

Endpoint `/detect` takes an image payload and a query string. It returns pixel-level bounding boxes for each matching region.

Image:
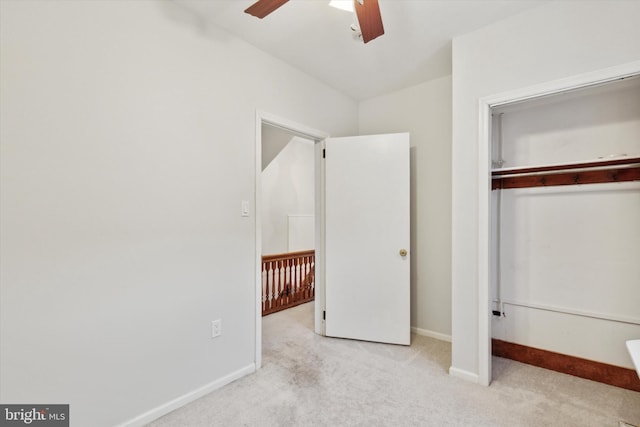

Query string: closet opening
[487,74,640,391]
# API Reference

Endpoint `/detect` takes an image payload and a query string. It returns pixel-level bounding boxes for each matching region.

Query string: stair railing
[261,250,315,316]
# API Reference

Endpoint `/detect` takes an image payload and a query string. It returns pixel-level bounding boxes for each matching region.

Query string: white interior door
[324,133,410,345]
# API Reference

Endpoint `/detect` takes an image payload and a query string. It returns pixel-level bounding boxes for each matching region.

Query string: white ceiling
[176,0,548,101]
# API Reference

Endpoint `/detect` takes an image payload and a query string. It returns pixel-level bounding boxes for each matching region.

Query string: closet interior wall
[490,77,640,369]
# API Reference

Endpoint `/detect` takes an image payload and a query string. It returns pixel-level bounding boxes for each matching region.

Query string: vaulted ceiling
[176,0,548,101]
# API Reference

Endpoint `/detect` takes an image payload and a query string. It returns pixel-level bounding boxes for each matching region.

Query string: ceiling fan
[244,0,385,44]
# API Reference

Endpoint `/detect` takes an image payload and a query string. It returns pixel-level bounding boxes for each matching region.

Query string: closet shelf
[492,156,640,190]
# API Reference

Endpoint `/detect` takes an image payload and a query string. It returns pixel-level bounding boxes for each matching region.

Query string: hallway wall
[262,137,315,255]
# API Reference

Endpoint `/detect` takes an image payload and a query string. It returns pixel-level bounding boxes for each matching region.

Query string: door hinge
[323,310,326,320]
[322,148,326,159]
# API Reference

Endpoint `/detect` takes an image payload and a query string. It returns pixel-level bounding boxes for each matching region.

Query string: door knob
[399,249,407,257]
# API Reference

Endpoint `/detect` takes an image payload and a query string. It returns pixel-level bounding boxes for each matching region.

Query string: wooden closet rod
[492,156,640,190]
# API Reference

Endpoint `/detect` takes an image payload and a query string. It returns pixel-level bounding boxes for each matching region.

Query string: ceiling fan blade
[244,0,289,19]
[354,0,385,43]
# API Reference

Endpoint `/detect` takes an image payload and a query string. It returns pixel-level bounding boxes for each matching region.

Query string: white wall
[262,124,294,171]
[451,0,640,381]
[0,1,357,426]
[262,137,315,254]
[496,79,640,167]
[359,75,452,338]
[493,184,640,367]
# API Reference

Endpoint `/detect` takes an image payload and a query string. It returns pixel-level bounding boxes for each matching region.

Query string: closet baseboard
[492,339,640,392]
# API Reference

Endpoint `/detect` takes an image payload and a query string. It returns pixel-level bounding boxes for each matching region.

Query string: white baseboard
[411,326,452,342]
[448,366,479,383]
[118,364,256,427]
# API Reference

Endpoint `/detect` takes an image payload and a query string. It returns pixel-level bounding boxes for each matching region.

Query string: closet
[489,75,640,389]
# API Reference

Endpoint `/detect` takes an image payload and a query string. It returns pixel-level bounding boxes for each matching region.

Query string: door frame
[476,60,640,386]
[254,111,329,369]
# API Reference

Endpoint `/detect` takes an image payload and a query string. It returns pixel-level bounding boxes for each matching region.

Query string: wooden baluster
[262,260,267,315]
[298,257,306,301]
[310,256,315,298]
[273,260,278,311]
[308,256,313,298]
[286,258,291,303]
[276,259,282,310]
[298,256,303,300]
[307,255,312,298]
[290,257,295,302]
[269,260,274,312]
[301,256,306,299]
[286,258,292,304]
[279,259,286,308]
[309,255,316,299]
[299,256,304,299]
[266,260,271,313]
[292,257,297,302]
[294,257,298,300]
[279,259,284,308]
[302,255,308,299]
[278,260,281,308]
[300,257,309,299]
[264,260,269,313]
[262,259,267,315]
[283,259,289,308]
[293,257,297,301]
[301,256,307,299]
[292,257,297,301]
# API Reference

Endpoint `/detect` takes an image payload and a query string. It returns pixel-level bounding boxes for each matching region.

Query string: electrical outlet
[212,319,222,338]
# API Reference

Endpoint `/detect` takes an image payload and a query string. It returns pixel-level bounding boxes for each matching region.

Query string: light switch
[241,200,250,217]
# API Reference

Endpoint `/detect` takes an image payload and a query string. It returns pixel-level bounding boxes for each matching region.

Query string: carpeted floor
[149,302,640,426]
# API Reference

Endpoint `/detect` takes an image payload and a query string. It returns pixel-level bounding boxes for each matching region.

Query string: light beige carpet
[149,302,640,426]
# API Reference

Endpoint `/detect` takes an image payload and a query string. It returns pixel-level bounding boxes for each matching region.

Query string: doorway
[254,111,329,369]
[254,113,412,368]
